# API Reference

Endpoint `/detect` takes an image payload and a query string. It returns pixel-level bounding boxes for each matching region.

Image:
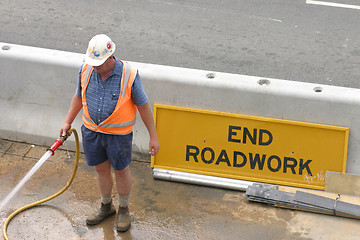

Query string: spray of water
[0,150,53,212]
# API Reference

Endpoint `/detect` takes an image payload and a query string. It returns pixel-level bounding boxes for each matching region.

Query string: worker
[60,34,160,232]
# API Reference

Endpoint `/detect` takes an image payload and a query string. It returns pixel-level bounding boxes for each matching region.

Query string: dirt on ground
[1,139,360,240]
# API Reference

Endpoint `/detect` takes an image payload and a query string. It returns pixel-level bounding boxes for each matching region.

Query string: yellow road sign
[151,104,349,190]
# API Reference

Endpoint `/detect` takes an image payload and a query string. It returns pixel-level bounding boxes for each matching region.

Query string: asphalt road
[1,0,360,88]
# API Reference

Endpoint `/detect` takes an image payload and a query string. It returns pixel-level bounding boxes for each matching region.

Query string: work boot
[116,206,131,232]
[86,201,116,225]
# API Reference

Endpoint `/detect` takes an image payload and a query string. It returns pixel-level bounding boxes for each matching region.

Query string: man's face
[93,57,112,74]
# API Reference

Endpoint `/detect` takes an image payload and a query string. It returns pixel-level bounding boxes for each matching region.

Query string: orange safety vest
[80,61,138,135]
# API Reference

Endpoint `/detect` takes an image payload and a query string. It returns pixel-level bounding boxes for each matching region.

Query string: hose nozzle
[47,130,71,155]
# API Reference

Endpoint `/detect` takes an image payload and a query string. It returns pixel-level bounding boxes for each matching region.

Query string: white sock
[118,193,130,208]
[101,194,112,204]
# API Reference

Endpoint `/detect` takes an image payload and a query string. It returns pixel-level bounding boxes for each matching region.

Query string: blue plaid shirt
[76,58,148,125]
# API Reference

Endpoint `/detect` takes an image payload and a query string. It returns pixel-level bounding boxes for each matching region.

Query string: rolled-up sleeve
[131,72,148,106]
[75,65,83,97]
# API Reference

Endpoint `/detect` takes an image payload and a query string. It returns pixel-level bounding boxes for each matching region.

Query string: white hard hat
[85,34,116,66]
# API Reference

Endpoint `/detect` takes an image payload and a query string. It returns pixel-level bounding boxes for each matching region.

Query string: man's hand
[149,137,160,156]
[60,122,71,137]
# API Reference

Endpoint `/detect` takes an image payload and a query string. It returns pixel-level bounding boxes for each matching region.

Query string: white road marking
[306,0,360,10]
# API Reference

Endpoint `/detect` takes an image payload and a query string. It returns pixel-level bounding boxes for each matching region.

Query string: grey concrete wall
[1,42,360,174]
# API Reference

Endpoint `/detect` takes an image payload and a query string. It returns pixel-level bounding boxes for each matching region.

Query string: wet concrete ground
[1,138,360,240]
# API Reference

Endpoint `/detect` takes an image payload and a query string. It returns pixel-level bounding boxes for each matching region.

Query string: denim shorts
[81,125,133,170]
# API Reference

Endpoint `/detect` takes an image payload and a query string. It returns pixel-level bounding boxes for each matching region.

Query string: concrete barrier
[1,42,360,174]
